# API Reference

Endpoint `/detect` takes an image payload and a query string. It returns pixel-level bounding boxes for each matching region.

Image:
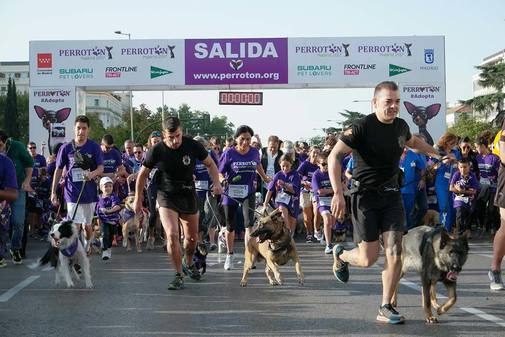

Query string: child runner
[96,177,122,260]
[297,146,321,242]
[449,159,479,237]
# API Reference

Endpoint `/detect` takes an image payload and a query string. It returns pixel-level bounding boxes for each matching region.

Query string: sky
[2,0,504,143]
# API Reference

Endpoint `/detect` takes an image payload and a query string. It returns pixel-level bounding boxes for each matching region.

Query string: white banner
[399,83,446,146]
[29,40,185,87]
[29,87,76,155]
[288,36,445,87]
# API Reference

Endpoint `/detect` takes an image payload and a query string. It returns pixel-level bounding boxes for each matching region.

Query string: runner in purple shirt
[101,134,125,178]
[311,152,336,254]
[0,154,18,267]
[51,115,104,254]
[96,177,122,260]
[264,154,301,234]
[28,142,47,185]
[218,125,270,271]
[297,146,321,242]
[449,159,479,236]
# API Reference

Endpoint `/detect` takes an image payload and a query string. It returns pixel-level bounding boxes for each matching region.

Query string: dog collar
[61,238,79,257]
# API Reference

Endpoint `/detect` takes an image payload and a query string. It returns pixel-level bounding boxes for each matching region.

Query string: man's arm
[133,166,150,213]
[406,135,443,160]
[51,167,63,205]
[328,140,352,220]
[22,167,33,192]
[499,140,505,164]
[86,164,104,181]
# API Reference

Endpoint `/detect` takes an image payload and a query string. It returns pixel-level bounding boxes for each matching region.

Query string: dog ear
[439,228,450,249]
[403,101,417,116]
[269,208,283,221]
[55,107,72,123]
[425,103,441,120]
[34,105,47,119]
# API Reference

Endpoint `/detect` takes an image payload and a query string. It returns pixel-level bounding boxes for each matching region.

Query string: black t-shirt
[340,114,411,187]
[143,136,208,185]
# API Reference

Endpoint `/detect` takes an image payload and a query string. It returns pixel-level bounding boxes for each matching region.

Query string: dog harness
[61,238,79,257]
[123,208,136,222]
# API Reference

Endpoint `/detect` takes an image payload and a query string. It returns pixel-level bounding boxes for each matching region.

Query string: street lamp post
[114,30,134,141]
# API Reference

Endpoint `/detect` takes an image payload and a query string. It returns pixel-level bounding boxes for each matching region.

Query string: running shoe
[305,234,314,243]
[182,258,201,281]
[488,270,505,291]
[9,249,22,265]
[167,273,185,290]
[102,249,110,261]
[224,253,234,270]
[324,244,333,254]
[376,304,405,324]
[209,243,217,251]
[332,244,349,283]
[0,257,6,268]
[314,231,323,242]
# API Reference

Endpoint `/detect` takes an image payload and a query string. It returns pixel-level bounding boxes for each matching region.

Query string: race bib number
[319,196,332,207]
[444,172,452,180]
[480,177,491,186]
[275,191,291,205]
[71,168,88,182]
[427,195,437,204]
[195,180,209,190]
[228,184,248,199]
[455,195,469,204]
[266,167,275,178]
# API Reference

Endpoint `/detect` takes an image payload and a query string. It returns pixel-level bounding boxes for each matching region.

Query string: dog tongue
[446,271,458,281]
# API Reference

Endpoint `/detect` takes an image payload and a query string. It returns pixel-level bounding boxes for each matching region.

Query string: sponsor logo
[121,45,175,59]
[424,49,434,64]
[194,42,279,59]
[37,53,52,74]
[420,65,439,71]
[294,43,350,57]
[33,89,71,103]
[403,85,440,99]
[105,66,137,78]
[150,66,172,79]
[58,46,113,60]
[343,63,376,75]
[59,68,94,80]
[389,64,411,77]
[358,43,412,57]
[296,65,332,77]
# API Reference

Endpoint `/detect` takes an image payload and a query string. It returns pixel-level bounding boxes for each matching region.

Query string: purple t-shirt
[102,148,123,174]
[194,159,210,199]
[267,170,301,214]
[31,154,47,183]
[96,193,121,223]
[219,147,260,205]
[0,154,18,191]
[56,139,104,203]
[297,159,318,192]
[476,153,500,191]
[311,169,333,211]
[450,171,479,208]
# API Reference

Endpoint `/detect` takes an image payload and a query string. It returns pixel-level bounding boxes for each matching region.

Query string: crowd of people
[0,81,504,324]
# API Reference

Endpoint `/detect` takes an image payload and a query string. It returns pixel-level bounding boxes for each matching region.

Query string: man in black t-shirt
[134,117,222,290]
[328,81,445,324]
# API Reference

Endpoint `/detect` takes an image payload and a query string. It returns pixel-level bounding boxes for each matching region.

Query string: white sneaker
[224,254,234,270]
[102,249,109,260]
[314,231,323,241]
[324,244,333,254]
[107,249,112,259]
[488,270,505,291]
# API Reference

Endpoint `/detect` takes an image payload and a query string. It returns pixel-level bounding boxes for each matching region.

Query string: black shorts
[223,193,256,232]
[157,189,198,214]
[494,166,505,208]
[351,191,405,243]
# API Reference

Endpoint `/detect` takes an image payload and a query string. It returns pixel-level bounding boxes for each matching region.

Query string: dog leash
[196,186,264,217]
[70,180,87,221]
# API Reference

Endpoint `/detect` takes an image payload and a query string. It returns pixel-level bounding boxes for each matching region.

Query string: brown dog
[422,209,440,227]
[122,196,149,253]
[240,209,304,287]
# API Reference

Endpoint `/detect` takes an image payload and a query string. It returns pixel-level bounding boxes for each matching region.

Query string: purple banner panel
[185,38,288,85]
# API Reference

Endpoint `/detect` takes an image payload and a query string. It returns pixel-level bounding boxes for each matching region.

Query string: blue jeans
[10,189,26,250]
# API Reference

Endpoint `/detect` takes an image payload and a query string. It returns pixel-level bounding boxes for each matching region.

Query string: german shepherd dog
[392,225,469,323]
[240,209,304,287]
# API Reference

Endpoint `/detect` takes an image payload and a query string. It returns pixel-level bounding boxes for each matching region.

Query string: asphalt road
[1,235,504,337]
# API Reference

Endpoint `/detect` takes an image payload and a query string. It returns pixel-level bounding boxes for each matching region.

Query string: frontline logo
[59,68,93,80]
[294,43,350,57]
[105,66,137,78]
[297,65,332,77]
[358,43,412,57]
[343,63,376,75]
[121,45,175,59]
[389,64,411,77]
[150,66,172,79]
[59,46,113,60]
[37,53,52,75]
[194,42,279,59]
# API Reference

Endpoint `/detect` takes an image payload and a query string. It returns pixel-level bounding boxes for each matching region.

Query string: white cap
[99,176,113,186]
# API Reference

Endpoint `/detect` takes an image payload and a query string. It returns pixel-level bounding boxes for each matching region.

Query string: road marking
[460,307,505,327]
[0,275,40,302]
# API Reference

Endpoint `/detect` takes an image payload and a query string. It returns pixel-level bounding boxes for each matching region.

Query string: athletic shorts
[157,189,198,214]
[351,191,405,243]
[67,202,96,225]
[494,167,505,208]
[223,193,256,232]
[300,191,315,208]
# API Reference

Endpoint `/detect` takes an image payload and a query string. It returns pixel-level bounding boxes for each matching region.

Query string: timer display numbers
[219,92,263,105]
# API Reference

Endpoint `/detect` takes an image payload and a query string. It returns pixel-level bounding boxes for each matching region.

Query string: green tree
[464,62,505,125]
[87,112,107,143]
[339,109,366,129]
[448,113,500,141]
[17,92,29,144]
[4,78,20,139]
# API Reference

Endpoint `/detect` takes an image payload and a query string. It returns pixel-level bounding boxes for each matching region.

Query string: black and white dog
[31,220,93,288]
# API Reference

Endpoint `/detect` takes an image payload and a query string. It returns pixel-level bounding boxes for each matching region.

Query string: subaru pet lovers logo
[424,49,434,64]
[297,65,332,77]
[59,68,93,80]
[193,41,279,71]
[58,46,113,60]
[121,45,175,59]
[294,43,350,57]
[37,53,52,75]
[358,43,412,57]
